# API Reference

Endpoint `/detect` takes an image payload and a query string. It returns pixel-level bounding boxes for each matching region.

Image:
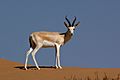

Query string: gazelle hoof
[24,67,28,70]
[37,67,40,70]
[55,66,58,69]
[59,66,62,69]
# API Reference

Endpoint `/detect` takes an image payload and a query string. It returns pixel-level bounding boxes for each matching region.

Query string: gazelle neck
[65,30,73,37]
[63,30,73,44]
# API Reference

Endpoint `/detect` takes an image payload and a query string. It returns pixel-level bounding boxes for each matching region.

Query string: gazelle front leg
[55,43,62,69]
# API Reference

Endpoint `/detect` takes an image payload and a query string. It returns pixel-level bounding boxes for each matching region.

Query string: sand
[0,58,120,80]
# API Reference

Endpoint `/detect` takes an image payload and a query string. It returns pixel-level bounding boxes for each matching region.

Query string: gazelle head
[64,16,80,35]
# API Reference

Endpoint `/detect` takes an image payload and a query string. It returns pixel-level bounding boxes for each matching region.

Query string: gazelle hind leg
[31,44,42,70]
[25,48,33,70]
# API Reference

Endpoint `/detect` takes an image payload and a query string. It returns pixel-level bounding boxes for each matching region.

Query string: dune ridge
[0,58,120,80]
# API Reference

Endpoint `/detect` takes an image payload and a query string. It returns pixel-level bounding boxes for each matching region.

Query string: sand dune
[0,58,120,80]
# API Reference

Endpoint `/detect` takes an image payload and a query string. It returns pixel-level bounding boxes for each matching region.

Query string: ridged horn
[65,16,71,26]
[72,16,76,26]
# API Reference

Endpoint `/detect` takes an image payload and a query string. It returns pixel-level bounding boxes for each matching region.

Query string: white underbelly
[42,40,55,47]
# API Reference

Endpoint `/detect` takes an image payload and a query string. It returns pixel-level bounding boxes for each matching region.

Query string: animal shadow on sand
[15,66,56,70]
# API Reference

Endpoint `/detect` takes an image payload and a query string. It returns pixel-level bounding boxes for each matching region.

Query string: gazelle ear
[64,22,69,28]
[75,22,80,27]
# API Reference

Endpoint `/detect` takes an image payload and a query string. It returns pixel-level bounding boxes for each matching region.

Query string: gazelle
[24,16,80,70]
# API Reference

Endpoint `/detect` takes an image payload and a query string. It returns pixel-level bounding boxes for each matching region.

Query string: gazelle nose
[71,32,74,36]
[70,30,74,35]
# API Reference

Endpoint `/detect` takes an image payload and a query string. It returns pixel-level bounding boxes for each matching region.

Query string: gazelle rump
[24,16,80,70]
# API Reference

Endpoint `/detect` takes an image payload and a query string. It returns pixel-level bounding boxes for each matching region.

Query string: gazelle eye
[73,29,75,30]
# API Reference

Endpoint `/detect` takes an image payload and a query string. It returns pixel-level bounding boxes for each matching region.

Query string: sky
[0,0,120,68]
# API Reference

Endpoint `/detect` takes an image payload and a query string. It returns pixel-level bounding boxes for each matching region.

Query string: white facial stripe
[43,40,54,47]
[69,27,75,34]
[70,29,74,34]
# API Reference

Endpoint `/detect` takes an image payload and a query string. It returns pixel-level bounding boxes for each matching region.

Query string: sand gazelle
[24,16,80,70]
